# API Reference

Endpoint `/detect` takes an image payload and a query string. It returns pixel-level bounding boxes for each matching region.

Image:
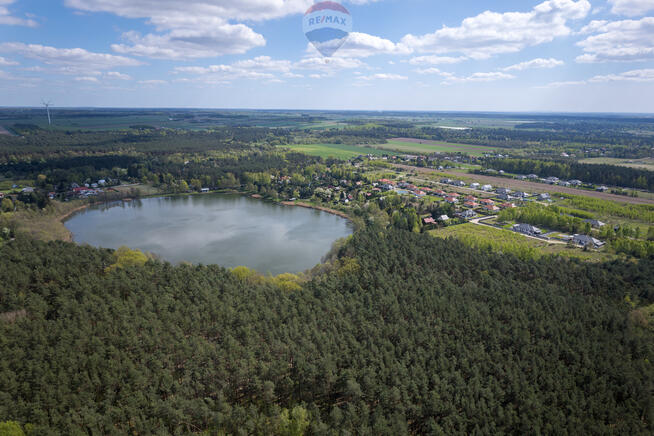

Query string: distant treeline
[483,158,654,191]
[0,229,653,434]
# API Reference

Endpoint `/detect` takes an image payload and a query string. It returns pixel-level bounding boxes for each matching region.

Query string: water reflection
[65,194,352,274]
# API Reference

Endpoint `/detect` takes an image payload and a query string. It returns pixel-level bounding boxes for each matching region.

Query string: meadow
[286,143,389,159]
[377,138,499,156]
[579,157,654,171]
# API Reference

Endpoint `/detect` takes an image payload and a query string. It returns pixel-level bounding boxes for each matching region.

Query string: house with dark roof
[584,219,606,228]
[513,223,542,236]
[573,234,605,248]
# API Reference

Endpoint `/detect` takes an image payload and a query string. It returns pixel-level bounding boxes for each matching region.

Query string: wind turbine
[42,99,52,126]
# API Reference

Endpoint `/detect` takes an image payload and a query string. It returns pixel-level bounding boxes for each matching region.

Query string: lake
[64,194,352,274]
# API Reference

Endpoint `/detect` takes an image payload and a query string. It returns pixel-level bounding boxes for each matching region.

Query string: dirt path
[395,164,654,205]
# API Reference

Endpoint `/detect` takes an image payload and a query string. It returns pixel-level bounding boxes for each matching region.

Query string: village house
[596,186,609,192]
[481,184,493,191]
[500,202,516,209]
[445,196,458,204]
[584,219,606,228]
[470,182,480,189]
[496,187,512,195]
[513,223,542,236]
[438,215,450,222]
[485,204,500,212]
[423,217,436,225]
[456,209,477,219]
[464,201,479,208]
[573,234,605,248]
[538,193,551,200]
[480,198,495,205]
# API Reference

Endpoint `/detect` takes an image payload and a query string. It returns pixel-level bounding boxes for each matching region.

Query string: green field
[286,143,390,159]
[579,157,654,171]
[376,139,498,156]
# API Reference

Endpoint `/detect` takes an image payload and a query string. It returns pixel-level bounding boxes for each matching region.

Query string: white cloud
[295,56,365,71]
[138,79,167,85]
[0,0,37,27]
[326,32,411,58]
[0,56,17,66]
[608,0,654,17]
[174,56,294,82]
[111,22,265,60]
[503,58,564,71]
[401,0,590,59]
[0,43,142,73]
[65,0,316,59]
[75,76,100,83]
[442,72,516,85]
[589,68,654,82]
[106,71,131,80]
[408,55,467,65]
[577,17,654,62]
[415,67,451,77]
[538,68,654,88]
[357,73,408,81]
[64,0,313,22]
[537,80,587,88]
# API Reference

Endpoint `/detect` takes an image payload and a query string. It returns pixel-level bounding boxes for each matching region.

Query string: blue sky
[0,0,653,112]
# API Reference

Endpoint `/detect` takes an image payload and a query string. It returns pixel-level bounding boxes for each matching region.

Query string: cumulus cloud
[111,22,265,60]
[65,0,317,59]
[325,32,411,58]
[607,0,654,17]
[577,17,654,62]
[0,0,37,27]
[502,58,565,71]
[0,43,142,73]
[401,0,590,59]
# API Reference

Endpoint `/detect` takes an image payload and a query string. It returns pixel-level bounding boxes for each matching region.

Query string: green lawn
[285,143,390,160]
[374,139,499,157]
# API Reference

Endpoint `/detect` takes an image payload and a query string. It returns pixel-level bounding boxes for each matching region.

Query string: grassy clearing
[430,223,611,261]
[4,200,87,242]
[286,143,389,160]
[376,139,498,156]
[0,179,34,193]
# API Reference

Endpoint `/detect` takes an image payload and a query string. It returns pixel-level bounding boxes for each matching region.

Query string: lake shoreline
[280,201,351,220]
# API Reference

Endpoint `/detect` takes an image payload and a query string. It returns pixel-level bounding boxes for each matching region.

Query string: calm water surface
[65,194,352,274]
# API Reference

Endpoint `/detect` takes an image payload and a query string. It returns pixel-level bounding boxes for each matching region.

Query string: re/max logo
[307,15,347,26]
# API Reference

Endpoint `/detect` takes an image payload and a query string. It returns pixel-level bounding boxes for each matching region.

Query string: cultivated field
[396,164,654,205]
[377,138,499,156]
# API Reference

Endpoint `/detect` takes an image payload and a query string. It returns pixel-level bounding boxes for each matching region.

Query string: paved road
[395,164,654,206]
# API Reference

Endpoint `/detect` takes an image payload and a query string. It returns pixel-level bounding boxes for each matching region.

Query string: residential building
[573,234,605,248]
[513,223,542,236]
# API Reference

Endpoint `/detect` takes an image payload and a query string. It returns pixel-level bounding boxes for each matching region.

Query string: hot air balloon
[303,1,352,57]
